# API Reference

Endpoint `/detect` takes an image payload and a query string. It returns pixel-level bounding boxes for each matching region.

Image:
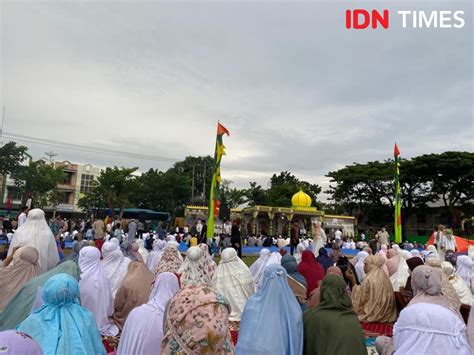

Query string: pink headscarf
[0,330,43,355]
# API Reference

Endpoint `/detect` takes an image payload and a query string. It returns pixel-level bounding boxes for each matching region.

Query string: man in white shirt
[17,206,28,228]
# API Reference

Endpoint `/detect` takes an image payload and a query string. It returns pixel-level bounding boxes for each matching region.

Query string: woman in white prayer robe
[116,272,179,355]
[249,248,280,292]
[376,265,472,355]
[101,241,131,296]
[146,238,166,271]
[79,246,119,336]
[442,261,473,306]
[7,209,59,273]
[135,238,149,264]
[213,248,255,322]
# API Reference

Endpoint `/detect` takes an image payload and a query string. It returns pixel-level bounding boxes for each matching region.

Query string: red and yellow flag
[207,122,230,238]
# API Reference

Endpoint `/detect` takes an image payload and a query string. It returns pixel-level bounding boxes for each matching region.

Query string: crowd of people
[0,208,473,354]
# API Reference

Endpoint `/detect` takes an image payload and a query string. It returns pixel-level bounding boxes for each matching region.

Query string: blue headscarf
[236,264,303,355]
[281,254,307,287]
[316,248,333,272]
[17,274,105,355]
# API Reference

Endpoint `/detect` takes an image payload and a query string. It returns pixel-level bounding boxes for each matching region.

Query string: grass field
[213,255,258,267]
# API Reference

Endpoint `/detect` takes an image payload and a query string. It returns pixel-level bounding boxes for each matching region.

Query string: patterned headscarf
[154,247,182,275]
[161,284,234,354]
[179,246,209,286]
[198,243,217,278]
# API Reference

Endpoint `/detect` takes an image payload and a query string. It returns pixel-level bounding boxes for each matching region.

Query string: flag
[394,143,402,243]
[207,122,230,238]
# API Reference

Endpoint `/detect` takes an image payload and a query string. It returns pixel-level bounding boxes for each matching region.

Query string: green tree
[266,171,321,207]
[220,180,246,208]
[130,169,191,217]
[13,160,65,208]
[244,181,268,206]
[415,151,474,227]
[0,141,28,175]
[169,156,213,204]
[87,166,138,219]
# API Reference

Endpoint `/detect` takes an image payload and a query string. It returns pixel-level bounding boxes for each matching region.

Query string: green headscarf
[303,274,366,355]
[0,260,80,330]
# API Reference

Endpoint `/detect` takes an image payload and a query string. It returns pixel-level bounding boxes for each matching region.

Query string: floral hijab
[161,284,234,354]
[154,247,183,275]
[198,243,217,278]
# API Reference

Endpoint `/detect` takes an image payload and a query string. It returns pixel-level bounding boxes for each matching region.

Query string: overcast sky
[1,1,473,199]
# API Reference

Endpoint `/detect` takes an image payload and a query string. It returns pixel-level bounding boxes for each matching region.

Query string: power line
[3,131,180,163]
[3,131,273,179]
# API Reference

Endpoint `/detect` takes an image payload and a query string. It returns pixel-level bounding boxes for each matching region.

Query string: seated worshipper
[213,248,255,340]
[386,246,409,291]
[303,274,366,355]
[161,284,235,354]
[355,251,369,283]
[426,257,462,316]
[298,250,325,299]
[337,255,360,288]
[426,244,440,260]
[294,243,305,264]
[62,240,89,264]
[0,247,41,311]
[198,243,217,278]
[442,261,473,306]
[166,234,180,249]
[315,248,333,273]
[153,246,182,275]
[329,243,343,264]
[78,246,118,336]
[236,264,303,355]
[350,255,397,323]
[249,248,276,291]
[281,254,308,310]
[0,260,79,331]
[101,241,131,296]
[308,266,344,308]
[113,261,154,329]
[135,239,149,263]
[117,272,180,355]
[17,274,106,355]
[0,330,43,355]
[130,242,144,263]
[7,209,59,273]
[146,238,166,271]
[376,266,473,355]
[456,255,474,295]
[402,256,424,296]
[410,249,422,259]
[178,246,209,286]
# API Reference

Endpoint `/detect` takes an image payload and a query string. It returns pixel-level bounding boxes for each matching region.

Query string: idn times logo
[346,9,465,29]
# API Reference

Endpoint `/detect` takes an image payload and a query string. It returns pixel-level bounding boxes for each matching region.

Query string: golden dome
[291,189,312,207]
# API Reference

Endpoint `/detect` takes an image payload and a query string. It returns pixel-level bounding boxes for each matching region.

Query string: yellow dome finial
[291,188,312,207]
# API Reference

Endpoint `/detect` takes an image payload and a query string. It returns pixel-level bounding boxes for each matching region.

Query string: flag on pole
[207,122,230,238]
[394,143,402,243]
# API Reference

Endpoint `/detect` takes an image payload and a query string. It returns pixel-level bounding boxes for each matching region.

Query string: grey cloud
[2,1,472,200]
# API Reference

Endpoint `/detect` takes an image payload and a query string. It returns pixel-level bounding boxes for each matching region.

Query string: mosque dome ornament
[291,189,312,208]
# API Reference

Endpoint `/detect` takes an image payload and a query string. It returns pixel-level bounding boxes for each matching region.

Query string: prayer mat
[230,320,240,345]
[360,322,393,337]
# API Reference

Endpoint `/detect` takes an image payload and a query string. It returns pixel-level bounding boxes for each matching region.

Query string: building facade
[51,161,101,214]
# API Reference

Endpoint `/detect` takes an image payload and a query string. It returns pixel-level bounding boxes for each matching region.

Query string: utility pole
[191,165,196,202]
[202,161,206,201]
